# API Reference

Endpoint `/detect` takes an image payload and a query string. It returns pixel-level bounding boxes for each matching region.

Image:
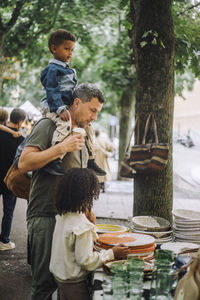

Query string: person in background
[94,130,114,193]
[50,168,129,300]
[0,108,22,138]
[0,108,26,250]
[40,29,106,177]
[18,83,105,300]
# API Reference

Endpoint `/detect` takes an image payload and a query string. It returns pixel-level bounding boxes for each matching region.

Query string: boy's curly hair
[55,168,100,215]
[48,29,76,53]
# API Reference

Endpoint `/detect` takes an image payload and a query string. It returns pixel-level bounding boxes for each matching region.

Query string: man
[18,83,105,300]
[0,108,26,250]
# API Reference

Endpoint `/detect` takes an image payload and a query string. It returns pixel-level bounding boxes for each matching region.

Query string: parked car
[177,134,194,148]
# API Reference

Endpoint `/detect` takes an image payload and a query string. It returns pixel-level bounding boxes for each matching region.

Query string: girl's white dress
[50,212,114,283]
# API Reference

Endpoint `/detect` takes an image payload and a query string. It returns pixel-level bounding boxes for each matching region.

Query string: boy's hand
[60,110,70,122]
[13,131,21,138]
[112,244,129,259]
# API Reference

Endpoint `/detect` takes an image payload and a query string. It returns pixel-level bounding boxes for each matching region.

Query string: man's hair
[0,108,9,124]
[72,83,105,104]
[10,108,26,124]
[48,29,76,53]
[55,168,100,215]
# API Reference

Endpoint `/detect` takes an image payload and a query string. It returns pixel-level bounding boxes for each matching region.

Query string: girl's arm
[0,124,21,138]
[75,230,129,272]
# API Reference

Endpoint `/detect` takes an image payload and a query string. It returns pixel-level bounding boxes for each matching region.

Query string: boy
[40,29,106,176]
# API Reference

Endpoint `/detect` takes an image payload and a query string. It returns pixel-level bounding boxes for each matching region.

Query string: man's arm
[18,134,84,173]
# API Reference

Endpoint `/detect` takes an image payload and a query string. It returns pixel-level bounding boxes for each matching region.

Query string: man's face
[74,97,103,128]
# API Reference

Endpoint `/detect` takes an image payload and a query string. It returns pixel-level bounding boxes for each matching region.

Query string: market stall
[93,212,200,300]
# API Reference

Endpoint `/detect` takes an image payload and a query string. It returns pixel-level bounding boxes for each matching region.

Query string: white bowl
[132,216,171,232]
[172,209,200,221]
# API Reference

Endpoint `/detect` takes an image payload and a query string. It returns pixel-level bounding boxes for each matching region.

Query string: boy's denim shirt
[40,59,77,115]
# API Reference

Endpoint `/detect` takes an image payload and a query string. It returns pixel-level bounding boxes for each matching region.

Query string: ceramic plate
[173,225,200,231]
[96,224,128,234]
[130,225,173,238]
[104,259,154,273]
[175,238,200,244]
[132,216,171,232]
[175,232,200,239]
[155,236,173,244]
[160,242,199,254]
[172,209,200,220]
[97,232,156,247]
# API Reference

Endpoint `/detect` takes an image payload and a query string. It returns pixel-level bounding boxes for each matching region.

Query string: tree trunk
[117,89,135,179]
[130,0,174,222]
[0,35,5,100]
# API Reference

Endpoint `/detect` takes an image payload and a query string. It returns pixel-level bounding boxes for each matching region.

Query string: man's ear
[73,98,81,107]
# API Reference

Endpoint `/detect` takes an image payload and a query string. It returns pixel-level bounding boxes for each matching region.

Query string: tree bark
[130,0,174,222]
[117,89,135,179]
[0,35,5,100]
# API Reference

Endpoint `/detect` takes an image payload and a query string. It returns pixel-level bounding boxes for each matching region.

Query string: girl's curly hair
[55,168,100,215]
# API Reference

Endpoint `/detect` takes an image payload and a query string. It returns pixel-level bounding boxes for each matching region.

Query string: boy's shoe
[0,241,15,251]
[43,158,66,176]
[87,159,106,176]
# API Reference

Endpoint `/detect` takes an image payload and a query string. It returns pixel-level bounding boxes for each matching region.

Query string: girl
[50,168,129,300]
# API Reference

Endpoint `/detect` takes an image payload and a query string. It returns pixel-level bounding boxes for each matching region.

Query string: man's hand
[60,110,70,122]
[59,134,85,153]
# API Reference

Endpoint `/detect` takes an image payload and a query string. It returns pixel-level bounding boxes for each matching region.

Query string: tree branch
[7,0,64,55]
[4,0,27,33]
[31,0,64,41]
[177,2,200,16]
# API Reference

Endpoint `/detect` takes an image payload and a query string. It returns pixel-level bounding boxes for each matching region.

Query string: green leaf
[140,41,148,48]
[160,41,165,48]
[152,38,157,45]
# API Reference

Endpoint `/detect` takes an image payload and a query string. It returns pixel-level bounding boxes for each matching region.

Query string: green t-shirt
[26,118,88,220]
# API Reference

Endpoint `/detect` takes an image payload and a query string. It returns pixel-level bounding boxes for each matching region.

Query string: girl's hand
[112,244,130,259]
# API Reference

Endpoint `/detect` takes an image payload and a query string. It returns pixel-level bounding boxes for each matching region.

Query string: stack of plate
[173,209,200,243]
[160,241,200,255]
[130,216,173,245]
[103,259,155,279]
[96,224,128,234]
[95,232,156,261]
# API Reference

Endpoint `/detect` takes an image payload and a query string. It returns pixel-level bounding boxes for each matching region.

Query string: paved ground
[0,143,200,299]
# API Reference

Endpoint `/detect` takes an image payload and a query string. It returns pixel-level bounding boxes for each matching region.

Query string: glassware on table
[112,276,128,300]
[111,261,128,300]
[102,279,112,300]
[127,256,144,300]
[149,249,176,300]
[127,255,145,271]
[128,271,144,300]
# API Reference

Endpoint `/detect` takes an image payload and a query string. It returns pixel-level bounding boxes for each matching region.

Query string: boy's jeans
[0,193,16,243]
